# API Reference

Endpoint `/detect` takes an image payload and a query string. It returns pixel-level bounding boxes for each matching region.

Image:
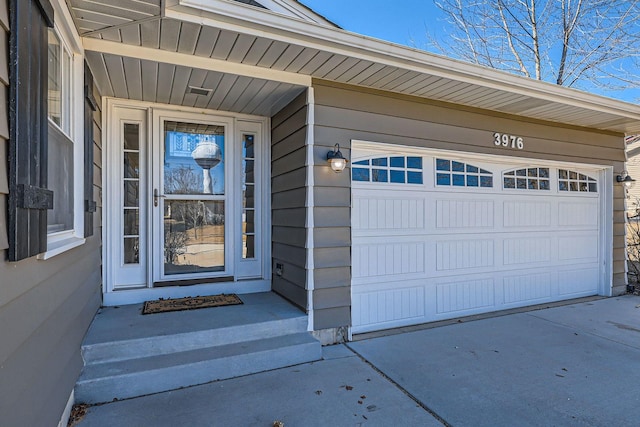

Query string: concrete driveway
[349,295,640,427]
[76,295,640,426]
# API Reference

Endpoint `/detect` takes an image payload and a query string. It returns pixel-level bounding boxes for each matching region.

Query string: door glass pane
[164,121,225,195]
[124,238,140,264]
[122,123,141,264]
[164,200,225,275]
[242,134,256,259]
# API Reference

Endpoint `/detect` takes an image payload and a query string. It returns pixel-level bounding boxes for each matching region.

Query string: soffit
[68,0,640,133]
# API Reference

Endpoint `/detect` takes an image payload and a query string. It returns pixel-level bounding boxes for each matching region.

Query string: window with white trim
[503,167,550,190]
[558,169,597,192]
[435,158,493,187]
[352,156,423,184]
[46,26,76,235]
[41,8,85,257]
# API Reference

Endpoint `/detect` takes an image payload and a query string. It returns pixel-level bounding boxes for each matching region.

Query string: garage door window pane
[390,157,404,168]
[372,169,388,182]
[408,157,422,169]
[558,169,597,193]
[390,170,405,183]
[435,159,493,188]
[436,159,450,171]
[437,173,450,185]
[352,156,423,185]
[505,168,550,191]
[408,171,423,184]
[452,161,465,172]
[353,168,370,181]
[480,176,493,187]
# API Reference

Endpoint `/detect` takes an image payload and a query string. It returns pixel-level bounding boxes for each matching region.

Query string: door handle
[153,189,166,207]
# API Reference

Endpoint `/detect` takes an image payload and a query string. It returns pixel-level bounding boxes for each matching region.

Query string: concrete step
[82,315,308,364]
[75,332,322,404]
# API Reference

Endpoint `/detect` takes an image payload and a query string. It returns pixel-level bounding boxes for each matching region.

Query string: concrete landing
[75,292,322,404]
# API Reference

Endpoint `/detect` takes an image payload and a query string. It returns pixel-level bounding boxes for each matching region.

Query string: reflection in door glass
[242,134,256,259]
[123,123,141,264]
[164,200,225,275]
[164,121,225,195]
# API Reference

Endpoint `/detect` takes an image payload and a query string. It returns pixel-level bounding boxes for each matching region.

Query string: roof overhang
[71,0,640,133]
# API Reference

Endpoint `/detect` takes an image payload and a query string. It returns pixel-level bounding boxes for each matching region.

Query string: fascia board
[170,0,640,130]
[254,0,336,26]
[81,37,312,87]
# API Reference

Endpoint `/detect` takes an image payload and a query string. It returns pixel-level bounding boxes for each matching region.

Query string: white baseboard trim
[58,389,74,427]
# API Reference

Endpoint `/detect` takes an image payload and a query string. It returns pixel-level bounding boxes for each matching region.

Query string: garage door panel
[436,278,495,314]
[352,284,426,330]
[558,235,598,261]
[502,272,552,303]
[435,239,495,271]
[558,200,599,226]
[558,267,600,296]
[352,147,604,333]
[353,191,426,232]
[503,237,552,265]
[435,199,495,229]
[503,200,552,227]
[352,241,425,279]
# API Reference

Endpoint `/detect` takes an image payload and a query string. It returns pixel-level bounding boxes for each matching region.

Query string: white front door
[104,101,269,303]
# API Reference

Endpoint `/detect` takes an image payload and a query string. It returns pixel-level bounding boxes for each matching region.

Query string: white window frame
[38,0,86,260]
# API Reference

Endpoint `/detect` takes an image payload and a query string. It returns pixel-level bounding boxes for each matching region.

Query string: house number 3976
[494,132,524,150]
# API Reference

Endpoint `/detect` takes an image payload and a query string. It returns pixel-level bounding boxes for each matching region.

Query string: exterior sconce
[616,171,636,188]
[327,143,348,173]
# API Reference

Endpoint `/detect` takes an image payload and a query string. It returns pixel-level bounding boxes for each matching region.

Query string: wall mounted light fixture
[616,171,636,188]
[327,143,348,173]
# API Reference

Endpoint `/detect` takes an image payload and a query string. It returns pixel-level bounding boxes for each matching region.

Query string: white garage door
[351,144,605,333]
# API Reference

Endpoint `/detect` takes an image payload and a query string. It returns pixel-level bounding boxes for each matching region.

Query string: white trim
[51,0,83,54]
[151,109,236,282]
[37,236,86,260]
[57,389,74,427]
[102,97,272,300]
[43,3,86,258]
[305,87,315,332]
[167,0,640,130]
[103,279,270,306]
[81,38,312,88]
[601,168,615,296]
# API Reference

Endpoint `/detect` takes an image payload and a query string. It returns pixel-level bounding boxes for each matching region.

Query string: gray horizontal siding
[0,53,103,426]
[271,90,308,309]
[311,79,629,328]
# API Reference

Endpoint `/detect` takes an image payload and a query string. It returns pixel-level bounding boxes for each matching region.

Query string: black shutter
[84,62,97,237]
[7,0,54,261]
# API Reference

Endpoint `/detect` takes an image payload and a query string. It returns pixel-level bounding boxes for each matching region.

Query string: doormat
[142,294,243,315]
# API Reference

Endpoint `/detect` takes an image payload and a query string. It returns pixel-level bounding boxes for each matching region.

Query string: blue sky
[298,0,638,103]
[300,0,441,48]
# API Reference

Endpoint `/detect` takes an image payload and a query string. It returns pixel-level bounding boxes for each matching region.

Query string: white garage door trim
[350,140,613,334]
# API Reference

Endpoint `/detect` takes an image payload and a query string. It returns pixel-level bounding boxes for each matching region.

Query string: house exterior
[2,0,640,425]
[625,135,640,216]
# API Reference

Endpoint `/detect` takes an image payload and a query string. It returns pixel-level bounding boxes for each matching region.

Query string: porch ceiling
[69,0,640,133]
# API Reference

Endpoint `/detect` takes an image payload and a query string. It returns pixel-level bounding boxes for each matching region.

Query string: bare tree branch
[428,0,640,99]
